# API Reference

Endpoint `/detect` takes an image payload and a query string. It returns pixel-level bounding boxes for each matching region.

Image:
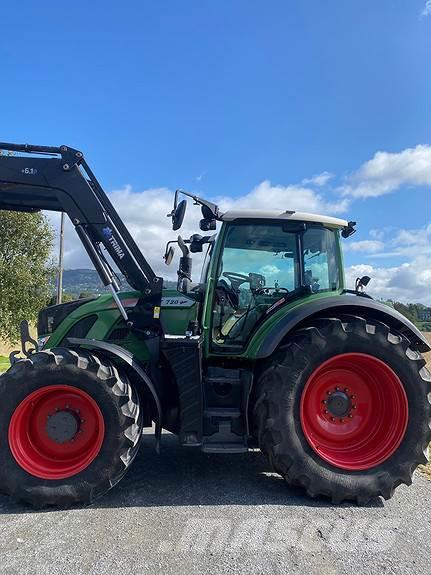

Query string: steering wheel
[254,287,289,295]
[222,272,250,284]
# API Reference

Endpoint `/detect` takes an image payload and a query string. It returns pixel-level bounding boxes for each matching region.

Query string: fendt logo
[102,226,125,260]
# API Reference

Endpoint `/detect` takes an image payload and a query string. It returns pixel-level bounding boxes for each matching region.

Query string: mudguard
[255,295,431,359]
[67,337,162,448]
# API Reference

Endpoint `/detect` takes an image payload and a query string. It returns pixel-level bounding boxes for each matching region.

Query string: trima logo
[102,226,113,239]
[102,227,125,259]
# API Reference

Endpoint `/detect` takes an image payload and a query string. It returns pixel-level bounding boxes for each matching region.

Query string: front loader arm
[0,142,162,302]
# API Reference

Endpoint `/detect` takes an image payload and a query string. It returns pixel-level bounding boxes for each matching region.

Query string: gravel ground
[0,431,430,575]
[1,334,430,574]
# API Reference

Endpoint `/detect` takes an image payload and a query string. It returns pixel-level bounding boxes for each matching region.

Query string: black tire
[0,347,142,507]
[253,315,431,504]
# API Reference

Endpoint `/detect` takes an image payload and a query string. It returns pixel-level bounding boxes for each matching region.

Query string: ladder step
[202,443,248,454]
[204,408,241,418]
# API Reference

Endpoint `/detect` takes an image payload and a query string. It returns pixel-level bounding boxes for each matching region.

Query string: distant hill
[61,269,176,297]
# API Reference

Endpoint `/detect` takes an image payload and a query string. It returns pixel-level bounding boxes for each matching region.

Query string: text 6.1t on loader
[0,141,430,507]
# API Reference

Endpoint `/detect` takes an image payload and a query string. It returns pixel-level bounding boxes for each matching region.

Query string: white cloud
[421,1,431,17]
[340,144,431,198]
[344,240,385,253]
[301,171,334,187]
[51,180,349,285]
[259,264,281,276]
[49,185,203,282]
[218,180,349,214]
[46,154,431,305]
[345,258,431,305]
[369,228,386,241]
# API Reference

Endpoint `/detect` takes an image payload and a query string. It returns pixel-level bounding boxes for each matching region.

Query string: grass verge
[0,355,10,373]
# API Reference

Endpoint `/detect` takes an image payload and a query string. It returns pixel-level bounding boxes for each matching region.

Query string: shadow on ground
[0,432,383,514]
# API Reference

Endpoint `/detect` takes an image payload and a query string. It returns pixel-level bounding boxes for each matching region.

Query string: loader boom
[0,142,162,298]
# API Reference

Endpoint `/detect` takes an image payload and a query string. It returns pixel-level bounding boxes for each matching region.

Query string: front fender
[254,295,430,359]
[67,337,162,449]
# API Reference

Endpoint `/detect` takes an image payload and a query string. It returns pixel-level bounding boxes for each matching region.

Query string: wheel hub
[46,410,80,444]
[326,390,351,418]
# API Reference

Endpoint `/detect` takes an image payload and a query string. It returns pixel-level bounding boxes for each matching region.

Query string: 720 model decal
[161,297,194,308]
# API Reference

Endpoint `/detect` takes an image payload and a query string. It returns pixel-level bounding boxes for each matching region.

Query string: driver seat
[224,304,267,341]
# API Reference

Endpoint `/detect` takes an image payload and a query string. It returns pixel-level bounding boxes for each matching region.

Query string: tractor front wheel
[0,348,142,507]
[254,315,431,504]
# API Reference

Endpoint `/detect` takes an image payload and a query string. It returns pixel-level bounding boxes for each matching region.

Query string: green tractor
[0,142,430,507]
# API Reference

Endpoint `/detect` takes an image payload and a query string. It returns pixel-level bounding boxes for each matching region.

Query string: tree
[0,211,55,343]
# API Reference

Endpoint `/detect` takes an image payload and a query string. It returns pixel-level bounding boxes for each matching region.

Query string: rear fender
[255,296,430,359]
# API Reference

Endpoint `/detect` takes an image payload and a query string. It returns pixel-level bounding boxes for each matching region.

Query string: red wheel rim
[300,353,408,471]
[8,385,105,480]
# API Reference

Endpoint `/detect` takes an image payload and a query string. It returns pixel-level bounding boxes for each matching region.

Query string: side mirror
[200,218,216,231]
[342,221,357,238]
[172,199,187,231]
[164,244,175,265]
[355,275,371,291]
[199,204,217,231]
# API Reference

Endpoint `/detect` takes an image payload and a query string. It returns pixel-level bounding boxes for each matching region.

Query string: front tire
[254,316,431,504]
[0,348,142,507]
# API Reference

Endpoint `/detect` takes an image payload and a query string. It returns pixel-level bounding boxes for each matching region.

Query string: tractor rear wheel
[0,347,142,507]
[254,315,431,504]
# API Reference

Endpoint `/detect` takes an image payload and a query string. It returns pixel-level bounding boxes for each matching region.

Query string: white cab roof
[221,210,348,228]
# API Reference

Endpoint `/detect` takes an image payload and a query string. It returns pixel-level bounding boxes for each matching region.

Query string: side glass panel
[303,227,339,293]
[211,222,339,349]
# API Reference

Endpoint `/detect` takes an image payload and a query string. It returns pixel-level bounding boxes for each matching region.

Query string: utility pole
[56,212,65,305]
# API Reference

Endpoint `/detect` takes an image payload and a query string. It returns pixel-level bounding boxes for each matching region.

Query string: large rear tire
[253,315,431,504]
[0,348,142,507]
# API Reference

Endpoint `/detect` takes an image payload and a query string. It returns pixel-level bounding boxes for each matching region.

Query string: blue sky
[1,1,431,302]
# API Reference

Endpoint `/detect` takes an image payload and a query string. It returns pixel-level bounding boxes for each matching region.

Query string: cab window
[211,222,339,348]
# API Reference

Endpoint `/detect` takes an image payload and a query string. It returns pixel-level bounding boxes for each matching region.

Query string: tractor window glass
[303,228,339,293]
[212,223,299,346]
[211,222,340,349]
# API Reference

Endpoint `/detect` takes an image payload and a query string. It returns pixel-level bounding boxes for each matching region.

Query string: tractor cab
[166,190,348,353]
[208,213,343,349]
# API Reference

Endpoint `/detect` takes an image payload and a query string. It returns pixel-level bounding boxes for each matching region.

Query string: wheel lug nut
[335,387,340,391]
[327,391,332,395]
[81,419,85,423]
[344,388,349,392]
[340,419,344,423]
[351,395,356,399]
[322,400,327,404]
[324,410,329,414]
[331,417,335,422]
[65,405,70,409]
[352,405,357,410]
[348,414,353,418]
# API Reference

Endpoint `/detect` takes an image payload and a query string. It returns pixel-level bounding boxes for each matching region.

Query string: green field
[0,356,10,373]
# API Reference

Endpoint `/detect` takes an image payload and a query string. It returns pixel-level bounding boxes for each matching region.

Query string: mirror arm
[175,189,222,220]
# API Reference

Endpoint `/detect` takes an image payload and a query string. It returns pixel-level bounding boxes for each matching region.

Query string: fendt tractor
[0,142,430,508]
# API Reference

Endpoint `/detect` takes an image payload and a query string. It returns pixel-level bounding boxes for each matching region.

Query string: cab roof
[221,210,348,229]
